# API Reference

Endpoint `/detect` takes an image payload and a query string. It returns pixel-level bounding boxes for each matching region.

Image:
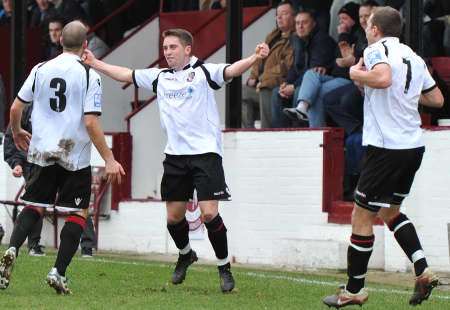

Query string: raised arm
[223,43,269,81]
[83,49,133,83]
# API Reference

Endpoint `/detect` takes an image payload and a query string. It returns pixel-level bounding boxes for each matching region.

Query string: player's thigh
[190,153,230,202]
[57,165,92,211]
[161,154,194,202]
[21,164,59,207]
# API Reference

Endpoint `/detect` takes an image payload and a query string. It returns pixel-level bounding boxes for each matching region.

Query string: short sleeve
[202,63,231,88]
[17,64,40,104]
[364,44,389,71]
[132,68,161,91]
[84,71,102,115]
[421,63,436,93]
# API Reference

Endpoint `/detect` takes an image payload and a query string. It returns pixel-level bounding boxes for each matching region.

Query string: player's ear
[185,45,192,56]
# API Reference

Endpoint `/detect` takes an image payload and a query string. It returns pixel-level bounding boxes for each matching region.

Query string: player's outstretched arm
[10,98,32,151]
[223,43,269,80]
[82,49,133,83]
[84,115,125,184]
[420,86,444,108]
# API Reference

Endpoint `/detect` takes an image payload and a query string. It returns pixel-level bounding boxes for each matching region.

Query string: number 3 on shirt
[402,58,411,94]
[49,78,67,112]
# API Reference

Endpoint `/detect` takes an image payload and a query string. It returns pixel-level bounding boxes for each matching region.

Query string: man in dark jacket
[3,104,45,256]
[271,9,336,127]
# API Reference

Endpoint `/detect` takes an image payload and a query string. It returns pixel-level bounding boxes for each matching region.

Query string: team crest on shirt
[94,94,102,107]
[186,71,195,82]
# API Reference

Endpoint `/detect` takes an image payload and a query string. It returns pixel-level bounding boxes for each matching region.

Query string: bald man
[0,21,125,294]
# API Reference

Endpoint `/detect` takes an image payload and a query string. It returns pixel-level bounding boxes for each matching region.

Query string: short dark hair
[296,8,316,21]
[277,0,297,15]
[48,16,65,27]
[371,6,402,38]
[361,0,380,8]
[162,28,193,47]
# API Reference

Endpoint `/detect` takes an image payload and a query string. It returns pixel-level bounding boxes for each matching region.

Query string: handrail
[121,9,224,90]
[89,0,136,34]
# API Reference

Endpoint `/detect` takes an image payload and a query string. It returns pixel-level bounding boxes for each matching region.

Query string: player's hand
[255,43,269,59]
[12,129,31,152]
[105,159,126,184]
[12,165,23,178]
[82,49,97,66]
[350,57,365,80]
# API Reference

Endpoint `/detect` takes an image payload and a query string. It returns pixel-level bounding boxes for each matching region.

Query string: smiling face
[163,35,191,70]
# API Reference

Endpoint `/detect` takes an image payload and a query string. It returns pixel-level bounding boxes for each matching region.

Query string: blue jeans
[296,69,352,127]
[271,86,300,128]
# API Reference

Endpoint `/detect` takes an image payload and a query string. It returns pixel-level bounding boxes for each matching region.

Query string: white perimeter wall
[1,129,449,272]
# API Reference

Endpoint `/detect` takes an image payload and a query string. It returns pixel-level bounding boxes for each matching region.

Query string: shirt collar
[59,52,82,61]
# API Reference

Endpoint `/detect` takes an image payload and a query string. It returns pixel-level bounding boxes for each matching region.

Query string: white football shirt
[17,53,102,171]
[133,56,230,156]
[362,37,436,149]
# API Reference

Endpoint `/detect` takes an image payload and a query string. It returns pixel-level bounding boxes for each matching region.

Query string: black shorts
[21,164,92,210]
[354,145,424,212]
[161,153,231,201]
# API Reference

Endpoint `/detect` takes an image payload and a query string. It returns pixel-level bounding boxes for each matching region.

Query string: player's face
[365,15,376,45]
[163,36,191,69]
[295,13,316,39]
[49,22,63,44]
[359,6,372,29]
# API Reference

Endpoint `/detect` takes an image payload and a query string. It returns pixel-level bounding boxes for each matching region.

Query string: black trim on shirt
[371,62,390,70]
[422,84,437,94]
[17,95,31,104]
[84,111,102,116]
[192,59,221,90]
[152,69,174,93]
[381,40,389,57]
[132,70,139,88]
[32,61,48,93]
[223,64,231,82]
[77,60,91,94]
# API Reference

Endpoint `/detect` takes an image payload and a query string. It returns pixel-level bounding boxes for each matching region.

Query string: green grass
[0,248,449,309]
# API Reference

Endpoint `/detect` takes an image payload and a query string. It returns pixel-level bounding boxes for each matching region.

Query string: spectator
[423,0,450,57]
[211,0,226,9]
[78,18,110,58]
[0,0,12,26]
[48,0,86,23]
[45,17,64,59]
[242,0,295,128]
[271,9,336,127]
[284,1,364,127]
[29,0,57,28]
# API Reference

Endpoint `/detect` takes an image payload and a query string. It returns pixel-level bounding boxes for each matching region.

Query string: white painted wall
[101,18,160,132]
[1,129,450,272]
[128,9,276,198]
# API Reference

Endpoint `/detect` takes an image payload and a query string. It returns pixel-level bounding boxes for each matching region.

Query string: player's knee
[202,210,218,223]
[378,207,400,224]
[167,214,185,225]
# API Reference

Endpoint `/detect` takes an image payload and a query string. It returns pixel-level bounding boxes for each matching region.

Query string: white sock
[217,257,230,266]
[179,244,191,255]
[296,101,308,114]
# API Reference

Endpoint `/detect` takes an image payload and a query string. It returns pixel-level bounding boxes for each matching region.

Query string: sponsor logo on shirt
[164,86,194,100]
[74,197,82,206]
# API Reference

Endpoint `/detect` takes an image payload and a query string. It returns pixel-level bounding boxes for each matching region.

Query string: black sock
[347,234,374,293]
[167,218,190,253]
[388,213,428,276]
[9,207,41,255]
[54,216,85,276]
[204,214,228,263]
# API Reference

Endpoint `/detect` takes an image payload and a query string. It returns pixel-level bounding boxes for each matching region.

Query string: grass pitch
[0,247,449,309]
